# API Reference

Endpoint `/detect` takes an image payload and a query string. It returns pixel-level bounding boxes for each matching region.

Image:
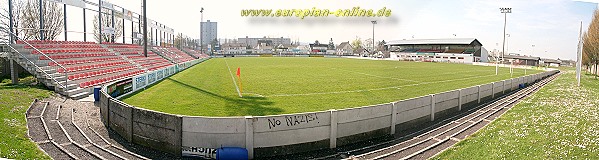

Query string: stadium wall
[99,61,559,159]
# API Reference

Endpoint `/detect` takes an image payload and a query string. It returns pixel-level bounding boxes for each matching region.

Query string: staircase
[4,43,90,99]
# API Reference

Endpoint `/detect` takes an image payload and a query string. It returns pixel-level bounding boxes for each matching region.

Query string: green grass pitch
[121,57,541,117]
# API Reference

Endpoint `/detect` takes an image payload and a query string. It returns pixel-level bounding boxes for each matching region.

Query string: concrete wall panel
[395,96,432,124]
[183,117,246,133]
[396,96,431,112]
[435,98,458,112]
[337,115,392,137]
[435,90,459,102]
[182,132,245,148]
[337,103,392,124]
[253,126,330,148]
[253,111,330,133]
[480,83,493,98]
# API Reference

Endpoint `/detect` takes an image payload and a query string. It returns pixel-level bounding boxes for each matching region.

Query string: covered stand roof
[386,38,482,46]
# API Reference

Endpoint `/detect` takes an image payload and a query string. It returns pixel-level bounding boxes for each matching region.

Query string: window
[450,57,456,59]
[458,57,465,60]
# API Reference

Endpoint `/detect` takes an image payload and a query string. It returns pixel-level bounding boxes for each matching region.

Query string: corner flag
[237,67,243,94]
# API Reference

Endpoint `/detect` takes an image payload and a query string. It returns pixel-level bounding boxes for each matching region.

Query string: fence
[99,66,559,159]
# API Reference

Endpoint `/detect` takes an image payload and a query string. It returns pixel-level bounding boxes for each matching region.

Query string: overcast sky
[3,0,597,60]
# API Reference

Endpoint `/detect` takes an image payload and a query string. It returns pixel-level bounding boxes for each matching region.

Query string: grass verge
[433,68,599,159]
[0,76,52,159]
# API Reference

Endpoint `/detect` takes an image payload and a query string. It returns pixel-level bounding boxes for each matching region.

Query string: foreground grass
[434,68,599,159]
[0,77,52,159]
[122,57,541,117]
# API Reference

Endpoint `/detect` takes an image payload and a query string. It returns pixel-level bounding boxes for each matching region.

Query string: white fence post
[458,89,462,111]
[391,103,397,135]
[502,81,505,94]
[492,82,495,98]
[245,116,254,159]
[430,94,435,121]
[329,110,337,149]
[477,85,481,104]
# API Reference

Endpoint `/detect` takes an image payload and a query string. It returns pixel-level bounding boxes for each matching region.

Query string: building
[502,55,541,66]
[238,37,291,48]
[221,43,247,54]
[386,38,489,64]
[200,20,217,50]
[309,40,329,54]
[336,41,354,55]
[541,58,561,67]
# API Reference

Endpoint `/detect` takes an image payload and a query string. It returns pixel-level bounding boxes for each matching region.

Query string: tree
[351,37,362,50]
[0,0,24,42]
[93,8,123,43]
[328,38,335,50]
[377,40,387,51]
[363,38,373,52]
[19,0,63,40]
[583,9,599,78]
[174,33,184,49]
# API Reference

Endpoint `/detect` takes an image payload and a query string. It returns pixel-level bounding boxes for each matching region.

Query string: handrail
[1,27,68,90]
[2,42,67,89]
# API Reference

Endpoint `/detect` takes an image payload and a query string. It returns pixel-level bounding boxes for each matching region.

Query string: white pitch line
[331,67,419,82]
[267,74,498,97]
[224,59,242,97]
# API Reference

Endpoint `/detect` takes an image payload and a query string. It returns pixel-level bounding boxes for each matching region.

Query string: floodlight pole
[200,7,204,52]
[8,0,13,43]
[576,21,583,86]
[98,0,102,44]
[371,20,377,53]
[498,7,511,75]
[143,0,147,57]
[39,0,44,40]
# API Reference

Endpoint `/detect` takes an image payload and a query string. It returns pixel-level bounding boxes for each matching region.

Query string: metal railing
[1,27,68,90]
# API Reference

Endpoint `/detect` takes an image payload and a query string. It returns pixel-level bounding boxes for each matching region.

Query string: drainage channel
[26,99,150,160]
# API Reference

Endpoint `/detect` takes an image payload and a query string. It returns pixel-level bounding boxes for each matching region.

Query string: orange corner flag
[237,67,243,94]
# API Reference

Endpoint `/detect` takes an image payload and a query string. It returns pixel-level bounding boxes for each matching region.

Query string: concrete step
[66,87,91,100]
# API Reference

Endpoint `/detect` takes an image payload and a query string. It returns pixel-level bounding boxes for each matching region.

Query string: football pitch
[121,57,541,117]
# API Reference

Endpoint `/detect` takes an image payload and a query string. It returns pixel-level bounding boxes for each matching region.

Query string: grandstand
[152,46,196,63]
[10,40,206,99]
[180,48,210,59]
[387,38,489,63]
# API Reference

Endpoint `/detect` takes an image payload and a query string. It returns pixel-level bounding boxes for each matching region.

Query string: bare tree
[583,9,599,78]
[19,0,63,40]
[0,0,24,42]
[93,9,123,43]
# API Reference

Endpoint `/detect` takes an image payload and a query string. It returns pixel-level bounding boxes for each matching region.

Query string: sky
[2,0,597,60]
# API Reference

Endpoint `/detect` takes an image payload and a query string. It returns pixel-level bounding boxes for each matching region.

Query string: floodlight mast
[371,20,377,53]
[498,7,512,75]
[143,0,147,57]
[200,7,204,53]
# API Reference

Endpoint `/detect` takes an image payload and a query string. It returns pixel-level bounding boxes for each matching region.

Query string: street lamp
[498,7,512,75]
[371,20,377,53]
